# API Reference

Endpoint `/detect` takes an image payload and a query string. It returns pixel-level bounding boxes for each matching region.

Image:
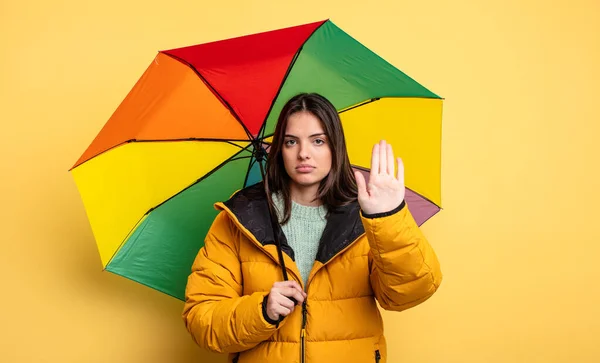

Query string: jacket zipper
[375,349,381,362]
[299,235,363,363]
[301,300,307,363]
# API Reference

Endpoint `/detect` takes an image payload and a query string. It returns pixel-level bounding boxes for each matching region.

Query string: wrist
[261,294,280,325]
[362,199,406,218]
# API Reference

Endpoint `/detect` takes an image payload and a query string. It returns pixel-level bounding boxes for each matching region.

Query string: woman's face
[281,111,332,193]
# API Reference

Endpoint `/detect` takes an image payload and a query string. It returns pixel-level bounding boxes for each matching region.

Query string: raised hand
[354,140,406,215]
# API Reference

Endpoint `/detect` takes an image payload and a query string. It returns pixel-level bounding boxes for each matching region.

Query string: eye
[284,139,296,146]
[314,138,326,145]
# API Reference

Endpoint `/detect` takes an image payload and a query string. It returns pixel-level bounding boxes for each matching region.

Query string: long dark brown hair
[264,93,358,224]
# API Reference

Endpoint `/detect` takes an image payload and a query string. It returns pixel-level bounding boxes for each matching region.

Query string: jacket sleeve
[182,210,278,353]
[363,201,442,311]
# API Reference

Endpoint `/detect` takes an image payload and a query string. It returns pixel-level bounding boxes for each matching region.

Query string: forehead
[285,111,325,135]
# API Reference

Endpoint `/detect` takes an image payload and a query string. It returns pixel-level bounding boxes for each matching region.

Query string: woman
[182,93,442,363]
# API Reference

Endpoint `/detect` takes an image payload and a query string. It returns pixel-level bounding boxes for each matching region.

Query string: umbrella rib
[106,146,256,269]
[133,138,249,147]
[257,21,327,141]
[145,147,253,216]
[338,98,380,113]
[161,52,256,142]
[259,96,437,141]
[243,156,256,188]
[70,139,249,171]
[338,95,446,114]
[257,48,301,141]
[258,98,384,140]
[229,155,253,162]
[104,211,148,269]
[135,138,249,152]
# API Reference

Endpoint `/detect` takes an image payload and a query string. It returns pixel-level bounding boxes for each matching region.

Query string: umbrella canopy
[70,19,443,300]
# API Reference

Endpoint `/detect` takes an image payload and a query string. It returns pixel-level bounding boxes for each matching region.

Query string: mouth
[296,165,315,173]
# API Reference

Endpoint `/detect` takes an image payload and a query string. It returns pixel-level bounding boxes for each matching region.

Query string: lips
[296,165,315,172]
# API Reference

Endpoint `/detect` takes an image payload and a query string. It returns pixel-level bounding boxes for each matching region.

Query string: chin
[291,174,325,187]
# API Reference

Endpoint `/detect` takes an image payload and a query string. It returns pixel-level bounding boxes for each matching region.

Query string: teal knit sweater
[272,193,327,287]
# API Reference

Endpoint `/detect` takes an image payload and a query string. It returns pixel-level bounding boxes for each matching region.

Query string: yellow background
[2,0,598,362]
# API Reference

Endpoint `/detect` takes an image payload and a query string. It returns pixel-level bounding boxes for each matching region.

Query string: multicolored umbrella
[70,19,443,300]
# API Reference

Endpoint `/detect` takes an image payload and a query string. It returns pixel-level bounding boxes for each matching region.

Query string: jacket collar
[220,182,365,264]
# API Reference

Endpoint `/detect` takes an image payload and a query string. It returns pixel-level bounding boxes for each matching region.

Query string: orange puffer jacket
[183,183,442,363]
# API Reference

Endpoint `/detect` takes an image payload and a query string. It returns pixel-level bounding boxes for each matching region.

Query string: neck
[289,183,321,207]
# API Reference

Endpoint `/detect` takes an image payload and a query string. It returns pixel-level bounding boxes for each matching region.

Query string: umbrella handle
[255,146,293,284]
[255,143,298,327]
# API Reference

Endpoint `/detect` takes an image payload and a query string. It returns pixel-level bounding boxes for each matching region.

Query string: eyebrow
[284,133,326,138]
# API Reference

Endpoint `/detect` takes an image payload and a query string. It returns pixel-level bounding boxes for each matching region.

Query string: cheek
[319,148,333,170]
[281,149,294,169]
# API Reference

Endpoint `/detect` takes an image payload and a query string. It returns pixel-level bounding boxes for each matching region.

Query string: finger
[387,143,394,177]
[276,295,296,309]
[287,281,304,298]
[278,287,298,298]
[275,305,292,317]
[354,171,367,197]
[280,286,304,301]
[288,281,303,291]
[291,283,305,295]
[266,308,280,321]
[379,140,387,175]
[285,294,303,306]
[371,143,379,175]
[396,157,404,182]
[273,280,298,290]
[287,284,306,304]
[274,281,306,300]
[291,290,305,304]
[290,281,303,292]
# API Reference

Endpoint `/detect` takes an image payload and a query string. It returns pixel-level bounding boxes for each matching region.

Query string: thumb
[354,171,367,197]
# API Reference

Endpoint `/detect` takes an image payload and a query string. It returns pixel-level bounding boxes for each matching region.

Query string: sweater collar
[271,192,328,222]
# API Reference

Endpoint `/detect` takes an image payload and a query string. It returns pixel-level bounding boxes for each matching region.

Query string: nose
[298,142,310,160]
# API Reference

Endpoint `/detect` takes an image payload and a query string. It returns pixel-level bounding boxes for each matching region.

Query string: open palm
[354,140,405,215]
